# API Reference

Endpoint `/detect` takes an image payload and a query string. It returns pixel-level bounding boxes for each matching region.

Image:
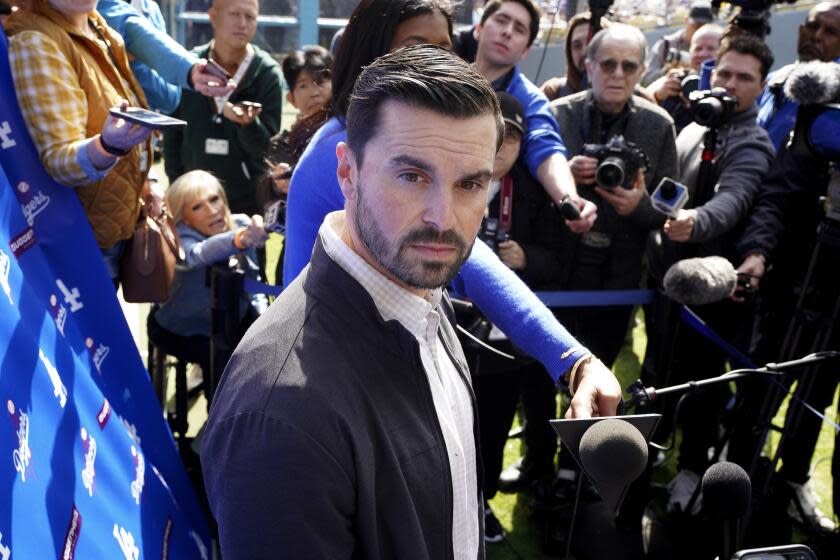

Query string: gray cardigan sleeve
[691,134,775,243]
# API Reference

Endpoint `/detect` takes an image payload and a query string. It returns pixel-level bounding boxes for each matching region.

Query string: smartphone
[109,107,187,129]
[730,544,817,560]
[238,101,262,110]
[205,58,231,81]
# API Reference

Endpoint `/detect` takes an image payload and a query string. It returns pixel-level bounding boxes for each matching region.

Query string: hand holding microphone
[733,253,765,301]
[664,208,697,242]
[234,215,268,250]
[663,256,739,305]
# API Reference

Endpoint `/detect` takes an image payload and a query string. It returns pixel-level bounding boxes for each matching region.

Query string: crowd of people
[3,0,840,558]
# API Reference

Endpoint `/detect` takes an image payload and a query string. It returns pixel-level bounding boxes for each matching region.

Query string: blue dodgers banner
[0,33,209,559]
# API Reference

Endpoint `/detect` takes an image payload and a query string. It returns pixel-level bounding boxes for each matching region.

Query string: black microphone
[702,461,751,560]
[663,256,738,306]
[785,60,840,106]
[578,418,648,511]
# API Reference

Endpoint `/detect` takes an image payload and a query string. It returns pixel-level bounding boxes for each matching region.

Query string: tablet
[109,107,187,129]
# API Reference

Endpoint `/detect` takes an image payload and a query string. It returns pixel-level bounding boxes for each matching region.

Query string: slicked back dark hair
[332,0,455,118]
[346,45,504,167]
[718,34,774,80]
[480,0,542,47]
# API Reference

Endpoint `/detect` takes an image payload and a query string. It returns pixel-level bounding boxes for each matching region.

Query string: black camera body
[689,88,738,128]
[674,69,700,98]
[582,135,649,190]
[478,217,509,253]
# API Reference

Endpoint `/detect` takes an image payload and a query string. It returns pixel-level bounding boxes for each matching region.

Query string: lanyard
[211,42,255,118]
[499,175,514,233]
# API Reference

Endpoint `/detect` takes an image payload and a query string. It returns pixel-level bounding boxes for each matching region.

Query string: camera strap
[499,176,514,233]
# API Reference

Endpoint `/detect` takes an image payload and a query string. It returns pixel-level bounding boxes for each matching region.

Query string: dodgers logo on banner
[0,32,210,559]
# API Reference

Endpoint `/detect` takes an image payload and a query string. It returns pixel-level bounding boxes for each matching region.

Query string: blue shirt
[505,66,568,176]
[283,116,586,384]
[97,0,197,114]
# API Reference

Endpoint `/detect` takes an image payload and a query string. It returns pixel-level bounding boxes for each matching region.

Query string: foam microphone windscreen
[701,462,751,520]
[663,256,738,306]
[785,61,840,106]
[579,418,648,488]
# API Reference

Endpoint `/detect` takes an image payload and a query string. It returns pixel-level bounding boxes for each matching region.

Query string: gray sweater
[674,105,775,259]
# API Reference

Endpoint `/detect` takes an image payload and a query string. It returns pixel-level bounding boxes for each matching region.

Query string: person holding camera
[646,23,723,134]
[643,1,715,86]
[656,35,775,514]
[551,23,678,367]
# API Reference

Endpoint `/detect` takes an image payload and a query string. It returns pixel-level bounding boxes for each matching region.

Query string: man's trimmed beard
[354,184,472,290]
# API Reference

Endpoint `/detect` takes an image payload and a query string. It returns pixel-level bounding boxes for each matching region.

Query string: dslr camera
[581,135,649,190]
[674,69,701,98]
[664,47,691,68]
[689,88,737,128]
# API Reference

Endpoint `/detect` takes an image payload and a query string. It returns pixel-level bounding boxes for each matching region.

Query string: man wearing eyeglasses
[549,23,678,368]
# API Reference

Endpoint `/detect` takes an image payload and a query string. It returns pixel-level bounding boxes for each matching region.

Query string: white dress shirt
[319,211,480,559]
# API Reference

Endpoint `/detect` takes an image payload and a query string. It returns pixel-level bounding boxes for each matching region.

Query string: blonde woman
[148,170,267,391]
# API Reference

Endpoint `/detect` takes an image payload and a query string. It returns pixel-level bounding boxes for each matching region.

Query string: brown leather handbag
[120,204,184,303]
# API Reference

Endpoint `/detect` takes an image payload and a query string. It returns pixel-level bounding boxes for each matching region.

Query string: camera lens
[680,75,699,98]
[692,97,724,128]
[597,157,626,190]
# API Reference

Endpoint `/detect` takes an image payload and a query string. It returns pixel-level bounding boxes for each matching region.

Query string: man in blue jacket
[756,1,840,151]
[474,0,598,230]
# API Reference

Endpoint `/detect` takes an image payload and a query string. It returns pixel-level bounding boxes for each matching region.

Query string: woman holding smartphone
[6,0,157,283]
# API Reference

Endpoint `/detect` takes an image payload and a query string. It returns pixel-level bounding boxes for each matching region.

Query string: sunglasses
[596,58,641,75]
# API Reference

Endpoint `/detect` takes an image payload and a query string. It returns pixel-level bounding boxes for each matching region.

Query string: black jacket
[201,238,484,560]
[485,163,565,290]
[736,140,831,266]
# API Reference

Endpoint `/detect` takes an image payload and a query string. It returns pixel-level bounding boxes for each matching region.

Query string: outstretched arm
[454,242,621,416]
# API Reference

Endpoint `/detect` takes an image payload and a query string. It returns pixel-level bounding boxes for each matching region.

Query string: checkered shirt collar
[319,211,443,340]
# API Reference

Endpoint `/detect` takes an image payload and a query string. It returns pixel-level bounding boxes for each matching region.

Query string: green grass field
[483,312,838,559]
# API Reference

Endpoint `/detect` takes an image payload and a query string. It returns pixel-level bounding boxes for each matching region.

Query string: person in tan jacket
[6,0,156,282]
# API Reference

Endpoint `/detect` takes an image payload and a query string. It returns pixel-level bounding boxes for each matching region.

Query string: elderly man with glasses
[549,23,678,368]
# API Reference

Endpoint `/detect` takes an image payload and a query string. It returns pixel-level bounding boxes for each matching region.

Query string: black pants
[147,312,212,373]
[665,299,750,474]
[554,305,632,369]
[473,360,557,500]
